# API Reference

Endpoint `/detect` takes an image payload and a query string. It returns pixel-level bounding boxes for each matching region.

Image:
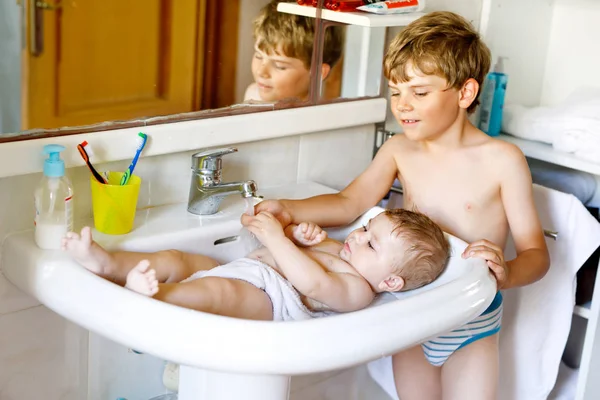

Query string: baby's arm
[268,237,375,312]
[284,222,327,247]
[243,213,374,311]
[496,144,549,288]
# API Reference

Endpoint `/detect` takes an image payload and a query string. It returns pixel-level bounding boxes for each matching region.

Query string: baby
[244,0,344,103]
[62,209,449,321]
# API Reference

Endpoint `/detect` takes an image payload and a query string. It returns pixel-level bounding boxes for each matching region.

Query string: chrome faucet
[187,147,258,215]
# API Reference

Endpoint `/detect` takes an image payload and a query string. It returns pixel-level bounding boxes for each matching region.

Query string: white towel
[498,184,600,400]
[551,117,600,162]
[502,88,600,162]
[502,104,557,144]
[370,185,600,400]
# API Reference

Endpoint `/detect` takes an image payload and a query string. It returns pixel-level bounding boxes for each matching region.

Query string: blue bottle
[478,57,508,137]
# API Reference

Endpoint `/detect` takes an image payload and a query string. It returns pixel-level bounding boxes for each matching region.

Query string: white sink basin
[1,182,496,400]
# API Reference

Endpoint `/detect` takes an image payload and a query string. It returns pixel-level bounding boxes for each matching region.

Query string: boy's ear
[320,63,332,81]
[458,78,479,110]
[378,275,405,292]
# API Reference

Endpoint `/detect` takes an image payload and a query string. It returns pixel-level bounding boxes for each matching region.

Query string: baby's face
[251,41,312,102]
[339,213,405,292]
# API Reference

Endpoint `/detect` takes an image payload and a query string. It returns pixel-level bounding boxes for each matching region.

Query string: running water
[239,197,262,253]
[244,197,255,217]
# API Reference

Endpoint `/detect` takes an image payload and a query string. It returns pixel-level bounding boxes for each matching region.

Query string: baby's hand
[293,222,327,246]
[462,239,510,289]
[241,211,285,247]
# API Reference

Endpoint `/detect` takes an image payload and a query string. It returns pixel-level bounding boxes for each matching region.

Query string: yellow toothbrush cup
[90,172,141,235]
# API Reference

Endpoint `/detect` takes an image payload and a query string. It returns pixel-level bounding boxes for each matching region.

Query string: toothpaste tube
[326,0,387,12]
[357,0,425,14]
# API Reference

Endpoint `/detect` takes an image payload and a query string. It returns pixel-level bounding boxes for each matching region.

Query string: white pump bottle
[34,144,74,249]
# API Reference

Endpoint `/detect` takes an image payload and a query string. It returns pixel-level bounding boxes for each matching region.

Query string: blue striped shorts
[421,292,503,366]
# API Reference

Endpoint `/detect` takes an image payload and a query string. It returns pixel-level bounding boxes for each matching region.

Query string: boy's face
[251,41,312,102]
[340,213,405,293]
[388,63,461,142]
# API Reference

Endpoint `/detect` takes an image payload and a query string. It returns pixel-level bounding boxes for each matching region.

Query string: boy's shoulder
[381,133,419,153]
[477,134,527,166]
[243,83,259,102]
[468,134,530,183]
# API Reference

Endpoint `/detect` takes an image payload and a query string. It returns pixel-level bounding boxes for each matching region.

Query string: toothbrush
[120,132,148,185]
[77,141,107,184]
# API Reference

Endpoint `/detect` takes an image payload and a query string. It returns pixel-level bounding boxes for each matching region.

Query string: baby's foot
[61,227,111,275]
[126,260,159,297]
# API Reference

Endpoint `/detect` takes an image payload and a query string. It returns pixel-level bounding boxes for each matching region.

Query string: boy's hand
[293,222,327,246]
[462,240,510,289]
[241,211,286,247]
[254,200,292,228]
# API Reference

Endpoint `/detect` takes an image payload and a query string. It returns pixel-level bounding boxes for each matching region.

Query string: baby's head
[383,12,491,139]
[251,0,344,102]
[340,209,450,293]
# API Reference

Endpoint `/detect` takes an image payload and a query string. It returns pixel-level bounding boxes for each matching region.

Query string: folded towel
[551,117,600,162]
[502,104,557,144]
[502,88,600,163]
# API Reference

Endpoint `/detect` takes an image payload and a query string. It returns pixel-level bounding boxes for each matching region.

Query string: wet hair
[385,208,450,291]
[253,0,345,69]
[383,11,491,113]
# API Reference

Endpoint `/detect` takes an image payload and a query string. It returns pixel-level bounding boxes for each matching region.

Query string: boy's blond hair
[383,11,491,113]
[253,0,344,69]
[385,209,450,291]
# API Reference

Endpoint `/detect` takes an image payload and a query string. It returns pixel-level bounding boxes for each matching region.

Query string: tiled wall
[0,124,374,399]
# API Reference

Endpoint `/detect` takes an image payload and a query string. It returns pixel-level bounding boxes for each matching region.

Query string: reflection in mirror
[0,0,346,141]
[337,24,387,100]
[244,2,345,104]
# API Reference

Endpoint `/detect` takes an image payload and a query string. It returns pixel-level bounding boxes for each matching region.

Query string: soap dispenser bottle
[34,144,74,250]
[478,57,508,137]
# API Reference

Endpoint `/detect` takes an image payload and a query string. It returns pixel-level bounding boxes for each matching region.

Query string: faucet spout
[187,147,259,215]
[187,179,257,215]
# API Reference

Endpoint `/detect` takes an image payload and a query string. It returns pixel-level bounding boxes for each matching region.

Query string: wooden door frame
[196,0,241,110]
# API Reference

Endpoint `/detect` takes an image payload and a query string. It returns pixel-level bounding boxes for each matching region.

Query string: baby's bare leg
[155,277,273,320]
[62,227,219,285]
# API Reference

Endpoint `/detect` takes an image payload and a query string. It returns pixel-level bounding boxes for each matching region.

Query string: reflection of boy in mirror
[244,0,344,103]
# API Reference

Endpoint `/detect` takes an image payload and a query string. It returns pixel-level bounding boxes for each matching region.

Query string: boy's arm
[257,136,402,227]
[499,145,550,288]
[267,236,375,312]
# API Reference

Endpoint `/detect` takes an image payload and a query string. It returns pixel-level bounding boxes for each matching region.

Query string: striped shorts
[421,292,503,366]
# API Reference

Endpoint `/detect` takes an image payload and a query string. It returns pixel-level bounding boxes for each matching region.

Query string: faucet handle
[191,147,237,171]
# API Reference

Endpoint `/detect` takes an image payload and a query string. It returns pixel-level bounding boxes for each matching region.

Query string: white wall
[0,124,375,399]
[540,0,600,106]
[479,0,555,107]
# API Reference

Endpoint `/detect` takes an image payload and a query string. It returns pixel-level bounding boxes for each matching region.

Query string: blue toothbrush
[120,132,148,185]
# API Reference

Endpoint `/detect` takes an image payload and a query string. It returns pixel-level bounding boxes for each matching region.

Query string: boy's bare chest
[398,159,503,240]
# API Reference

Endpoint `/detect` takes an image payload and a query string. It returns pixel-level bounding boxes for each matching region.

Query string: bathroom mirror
[0,0,349,141]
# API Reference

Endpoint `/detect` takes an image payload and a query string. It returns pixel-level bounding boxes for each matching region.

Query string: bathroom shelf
[498,134,600,176]
[277,2,425,27]
[575,302,592,320]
